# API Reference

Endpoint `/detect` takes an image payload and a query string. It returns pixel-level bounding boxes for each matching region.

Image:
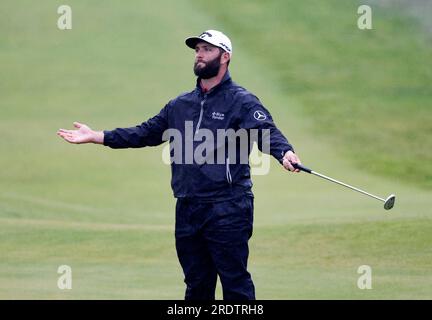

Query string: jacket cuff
[103,130,113,147]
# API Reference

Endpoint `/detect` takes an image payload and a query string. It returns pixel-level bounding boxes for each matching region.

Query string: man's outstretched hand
[282,150,301,173]
[57,122,104,144]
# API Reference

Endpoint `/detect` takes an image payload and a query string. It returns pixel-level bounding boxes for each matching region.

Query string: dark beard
[193,52,222,79]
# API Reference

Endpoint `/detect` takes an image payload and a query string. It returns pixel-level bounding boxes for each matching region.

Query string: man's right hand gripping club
[282,150,301,173]
[57,122,104,145]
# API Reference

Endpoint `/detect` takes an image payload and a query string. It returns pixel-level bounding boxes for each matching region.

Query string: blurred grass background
[0,0,431,299]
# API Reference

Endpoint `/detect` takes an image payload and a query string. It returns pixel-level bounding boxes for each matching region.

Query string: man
[57,30,302,300]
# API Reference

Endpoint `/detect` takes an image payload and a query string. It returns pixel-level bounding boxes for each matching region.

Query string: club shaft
[311,171,386,202]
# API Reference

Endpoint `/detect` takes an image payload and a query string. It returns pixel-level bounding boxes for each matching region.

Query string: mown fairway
[0,0,431,299]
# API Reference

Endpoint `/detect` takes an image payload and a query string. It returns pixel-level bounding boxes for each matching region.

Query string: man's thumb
[73,122,83,129]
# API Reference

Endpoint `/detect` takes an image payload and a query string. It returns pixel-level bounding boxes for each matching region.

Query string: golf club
[292,163,396,210]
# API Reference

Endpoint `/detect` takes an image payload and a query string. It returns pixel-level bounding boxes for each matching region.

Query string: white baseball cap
[185,30,233,56]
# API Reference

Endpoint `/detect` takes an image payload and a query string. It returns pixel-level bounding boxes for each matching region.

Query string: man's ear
[221,52,230,65]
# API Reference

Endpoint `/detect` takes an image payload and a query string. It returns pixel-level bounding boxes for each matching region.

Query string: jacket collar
[195,70,232,96]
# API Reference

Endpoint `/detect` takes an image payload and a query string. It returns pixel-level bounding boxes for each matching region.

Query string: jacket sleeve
[103,103,170,149]
[239,95,294,164]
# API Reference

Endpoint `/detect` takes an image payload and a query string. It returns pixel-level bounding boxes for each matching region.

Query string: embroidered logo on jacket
[254,110,267,121]
[212,112,225,120]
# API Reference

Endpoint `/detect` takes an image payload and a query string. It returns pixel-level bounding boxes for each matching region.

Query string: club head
[384,194,396,210]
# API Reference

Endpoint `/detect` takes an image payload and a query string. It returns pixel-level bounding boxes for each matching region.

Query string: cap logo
[199,32,212,38]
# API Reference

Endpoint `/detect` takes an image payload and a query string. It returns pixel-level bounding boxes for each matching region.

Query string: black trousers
[175,195,255,300]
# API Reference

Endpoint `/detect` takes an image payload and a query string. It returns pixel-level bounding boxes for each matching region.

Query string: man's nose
[195,49,203,60]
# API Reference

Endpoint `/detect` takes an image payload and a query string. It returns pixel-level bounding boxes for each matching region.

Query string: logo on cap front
[199,32,212,38]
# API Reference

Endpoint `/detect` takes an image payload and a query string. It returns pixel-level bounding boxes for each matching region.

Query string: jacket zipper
[195,95,207,136]
[226,157,232,184]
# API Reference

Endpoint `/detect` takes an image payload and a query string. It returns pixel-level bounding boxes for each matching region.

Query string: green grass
[0,0,431,299]
[1,217,430,299]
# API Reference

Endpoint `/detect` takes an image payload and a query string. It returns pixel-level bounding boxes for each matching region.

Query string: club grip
[292,163,312,174]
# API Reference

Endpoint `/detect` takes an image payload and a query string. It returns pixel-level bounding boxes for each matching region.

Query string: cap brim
[185,37,212,49]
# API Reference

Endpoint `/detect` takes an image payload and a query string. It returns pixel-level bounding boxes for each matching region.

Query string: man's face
[193,42,223,79]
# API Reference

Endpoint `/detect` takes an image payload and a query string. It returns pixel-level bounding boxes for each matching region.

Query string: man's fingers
[57,131,77,143]
[57,133,69,141]
[290,161,300,172]
[58,129,74,134]
[282,152,302,173]
[289,158,301,172]
[57,131,67,138]
[288,161,300,172]
[287,153,302,172]
[283,158,295,172]
[58,132,70,140]
[57,131,72,138]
